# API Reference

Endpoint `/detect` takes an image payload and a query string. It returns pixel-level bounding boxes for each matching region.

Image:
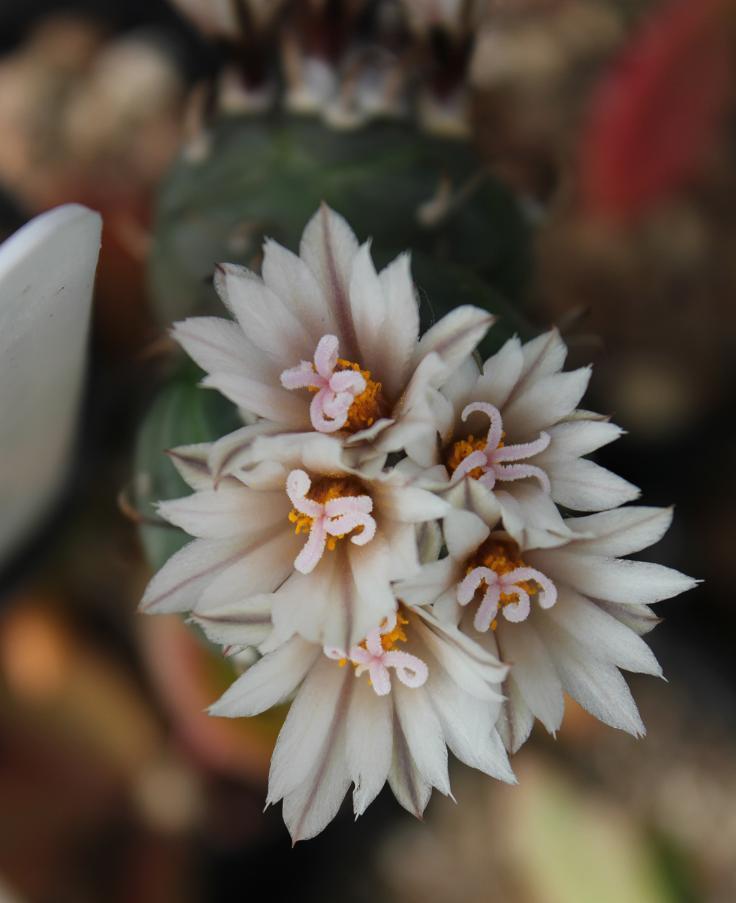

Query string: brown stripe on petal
[166,447,211,476]
[291,666,354,845]
[194,609,271,627]
[142,523,286,612]
[140,546,245,612]
[390,703,424,819]
[321,204,359,362]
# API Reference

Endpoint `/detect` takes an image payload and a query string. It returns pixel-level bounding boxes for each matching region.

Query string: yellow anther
[446,432,505,478]
[336,358,387,432]
[288,476,369,552]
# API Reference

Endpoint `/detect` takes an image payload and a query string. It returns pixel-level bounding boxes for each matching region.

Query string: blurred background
[0,1,734,901]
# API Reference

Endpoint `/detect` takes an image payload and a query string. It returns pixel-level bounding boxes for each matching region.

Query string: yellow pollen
[465,538,536,631]
[446,433,505,478]
[308,358,387,433]
[353,613,410,683]
[377,612,409,652]
[288,475,369,551]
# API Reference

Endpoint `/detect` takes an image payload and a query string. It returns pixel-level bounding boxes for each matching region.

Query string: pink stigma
[280,335,366,433]
[451,402,552,492]
[286,469,376,574]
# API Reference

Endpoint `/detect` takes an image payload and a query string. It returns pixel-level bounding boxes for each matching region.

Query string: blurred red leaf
[581,0,733,220]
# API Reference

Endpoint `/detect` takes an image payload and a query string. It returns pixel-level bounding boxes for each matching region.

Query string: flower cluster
[140,205,696,841]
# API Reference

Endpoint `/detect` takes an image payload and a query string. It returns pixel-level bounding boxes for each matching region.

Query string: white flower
[0,204,101,567]
[398,505,697,752]
[172,204,493,455]
[404,329,640,548]
[140,431,449,649]
[204,604,514,842]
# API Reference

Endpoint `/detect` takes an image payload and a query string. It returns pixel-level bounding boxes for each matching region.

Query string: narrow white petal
[534,420,623,463]
[443,507,490,561]
[140,537,246,614]
[527,550,698,606]
[269,657,351,799]
[394,558,457,607]
[500,675,535,754]
[414,305,494,375]
[388,700,432,818]
[517,328,567,386]
[166,443,215,490]
[349,242,387,372]
[299,204,360,359]
[215,263,314,362]
[394,683,450,796]
[272,660,354,841]
[248,432,347,474]
[444,475,503,527]
[542,621,646,736]
[261,237,337,339]
[282,729,351,844]
[196,529,300,612]
[379,483,450,524]
[207,422,285,480]
[430,676,515,782]
[496,620,564,734]
[157,486,287,539]
[479,336,523,408]
[348,539,400,645]
[172,316,273,382]
[346,678,392,815]
[563,507,673,558]
[547,459,640,511]
[381,520,420,580]
[541,588,662,677]
[376,252,420,397]
[376,352,451,456]
[432,588,463,625]
[192,593,273,648]
[598,601,661,636]
[496,484,576,550]
[441,355,481,420]
[209,636,318,716]
[200,371,309,426]
[415,610,507,700]
[271,559,336,646]
[503,367,591,439]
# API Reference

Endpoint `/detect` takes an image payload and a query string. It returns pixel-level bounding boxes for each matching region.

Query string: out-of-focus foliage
[149,116,531,327]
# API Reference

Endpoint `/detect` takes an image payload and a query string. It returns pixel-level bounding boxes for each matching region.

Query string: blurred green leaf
[150,116,531,325]
[514,761,679,903]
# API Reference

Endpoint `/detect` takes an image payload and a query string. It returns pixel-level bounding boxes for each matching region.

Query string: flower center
[286,469,377,574]
[457,538,557,632]
[446,434,501,478]
[446,401,551,492]
[468,540,536,616]
[288,475,366,546]
[323,611,428,696]
[280,334,386,434]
